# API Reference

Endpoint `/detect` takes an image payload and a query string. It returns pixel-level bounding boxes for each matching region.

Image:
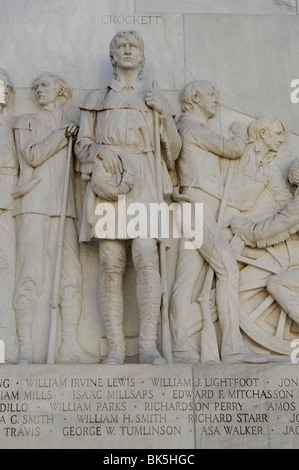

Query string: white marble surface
[0,363,299,449]
[185,14,299,135]
[0,364,194,449]
[135,0,297,14]
[0,0,299,365]
[0,1,184,90]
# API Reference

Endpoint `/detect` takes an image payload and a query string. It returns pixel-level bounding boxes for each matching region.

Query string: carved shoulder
[13,113,38,131]
[79,87,110,111]
[178,119,203,143]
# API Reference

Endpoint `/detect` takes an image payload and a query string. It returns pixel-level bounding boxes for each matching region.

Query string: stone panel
[193,364,299,449]
[135,0,297,15]
[1,0,299,452]
[185,14,299,134]
[1,364,299,448]
[0,1,184,91]
[0,364,194,449]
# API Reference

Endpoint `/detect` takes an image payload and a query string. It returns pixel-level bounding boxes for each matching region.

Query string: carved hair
[247,117,287,143]
[109,30,146,77]
[0,68,14,93]
[32,72,72,103]
[179,80,218,112]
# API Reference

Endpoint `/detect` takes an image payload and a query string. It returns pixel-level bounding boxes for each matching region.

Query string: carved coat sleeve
[230,196,299,248]
[74,89,107,176]
[75,109,101,166]
[160,115,182,169]
[192,124,246,159]
[14,116,68,168]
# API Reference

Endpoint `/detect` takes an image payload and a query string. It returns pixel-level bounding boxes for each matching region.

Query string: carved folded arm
[195,125,246,160]
[14,127,68,168]
[222,135,247,159]
[74,110,102,165]
[231,197,299,247]
[160,115,182,165]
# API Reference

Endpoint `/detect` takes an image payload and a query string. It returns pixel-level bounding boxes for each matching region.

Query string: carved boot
[99,273,126,365]
[171,311,199,364]
[137,268,167,364]
[16,311,33,364]
[59,306,98,363]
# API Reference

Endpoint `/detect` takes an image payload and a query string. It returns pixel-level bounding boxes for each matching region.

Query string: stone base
[0,363,299,449]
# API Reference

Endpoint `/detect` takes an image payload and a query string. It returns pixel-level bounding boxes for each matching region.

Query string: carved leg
[267,270,299,324]
[99,240,127,365]
[170,239,202,364]
[59,306,98,363]
[137,267,166,364]
[14,214,46,364]
[15,311,33,364]
[0,210,18,363]
[99,272,126,365]
[59,220,98,363]
[132,238,166,364]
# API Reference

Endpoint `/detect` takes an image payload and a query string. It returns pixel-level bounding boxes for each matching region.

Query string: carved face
[196,83,219,118]
[261,121,285,153]
[111,35,144,73]
[34,74,60,107]
[0,77,11,105]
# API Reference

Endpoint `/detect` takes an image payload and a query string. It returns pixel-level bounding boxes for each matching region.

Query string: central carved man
[75,30,181,365]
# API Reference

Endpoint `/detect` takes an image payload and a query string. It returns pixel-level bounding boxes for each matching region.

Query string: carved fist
[100,146,123,175]
[230,215,253,239]
[145,89,171,118]
[64,124,79,139]
[228,122,248,139]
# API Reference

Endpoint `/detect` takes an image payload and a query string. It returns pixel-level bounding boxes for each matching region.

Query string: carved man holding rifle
[75,30,181,365]
[170,80,267,364]
[13,72,96,364]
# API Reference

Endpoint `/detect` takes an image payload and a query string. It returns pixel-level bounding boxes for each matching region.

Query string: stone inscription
[0,365,194,449]
[1,364,299,448]
[101,14,161,25]
[194,364,299,449]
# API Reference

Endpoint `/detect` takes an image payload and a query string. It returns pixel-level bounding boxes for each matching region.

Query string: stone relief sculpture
[0,69,18,363]
[12,72,97,364]
[230,157,299,326]
[224,117,299,355]
[226,116,292,224]
[0,32,298,366]
[169,80,267,364]
[75,30,181,365]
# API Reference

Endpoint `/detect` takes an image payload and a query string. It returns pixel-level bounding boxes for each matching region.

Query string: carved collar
[178,111,208,128]
[0,107,9,122]
[40,107,67,128]
[109,78,143,93]
[251,142,275,167]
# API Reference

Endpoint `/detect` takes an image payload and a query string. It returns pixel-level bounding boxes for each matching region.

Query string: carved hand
[230,215,253,239]
[145,89,171,118]
[100,147,123,175]
[63,124,79,139]
[228,121,248,139]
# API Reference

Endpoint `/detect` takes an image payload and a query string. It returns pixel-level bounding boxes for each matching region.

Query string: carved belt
[101,144,153,155]
[0,167,18,176]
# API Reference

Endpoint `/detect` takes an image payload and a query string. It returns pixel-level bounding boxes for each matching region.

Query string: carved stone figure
[170,80,267,364]
[226,116,292,223]
[12,72,97,364]
[231,157,299,325]
[0,69,18,362]
[75,30,181,365]
[225,117,299,355]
